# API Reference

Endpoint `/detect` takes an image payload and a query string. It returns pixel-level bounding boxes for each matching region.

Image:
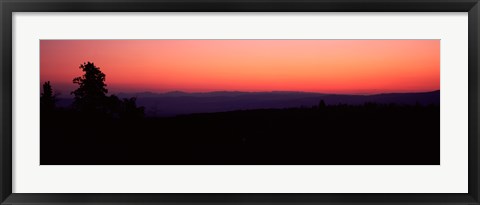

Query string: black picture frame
[1,0,479,204]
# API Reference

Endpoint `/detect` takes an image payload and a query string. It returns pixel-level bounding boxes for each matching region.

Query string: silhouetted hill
[41,102,440,165]
[56,90,439,117]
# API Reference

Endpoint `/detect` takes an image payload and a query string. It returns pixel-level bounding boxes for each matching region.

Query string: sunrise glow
[40,40,440,94]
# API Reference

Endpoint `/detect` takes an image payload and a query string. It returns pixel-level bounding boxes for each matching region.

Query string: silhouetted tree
[105,95,123,117]
[104,95,144,119]
[318,100,326,109]
[70,61,144,119]
[122,97,145,119]
[40,81,56,112]
[72,62,108,113]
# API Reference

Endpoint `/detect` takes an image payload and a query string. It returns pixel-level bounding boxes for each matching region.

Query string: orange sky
[40,40,439,95]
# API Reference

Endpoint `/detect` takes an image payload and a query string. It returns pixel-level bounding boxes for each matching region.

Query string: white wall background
[12,12,468,193]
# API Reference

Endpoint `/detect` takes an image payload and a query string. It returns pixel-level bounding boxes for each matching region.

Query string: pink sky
[40,40,440,95]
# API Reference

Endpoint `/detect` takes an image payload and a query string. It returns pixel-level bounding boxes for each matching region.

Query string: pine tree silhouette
[72,62,108,113]
[40,81,56,112]
[71,61,144,119]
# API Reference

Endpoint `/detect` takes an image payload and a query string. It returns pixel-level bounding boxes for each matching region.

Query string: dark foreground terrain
[41,103,440,165]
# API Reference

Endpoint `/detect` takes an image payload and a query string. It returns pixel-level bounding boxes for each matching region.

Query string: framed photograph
[1,0,479,204]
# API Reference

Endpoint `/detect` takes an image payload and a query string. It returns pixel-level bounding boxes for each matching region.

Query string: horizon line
[51,89,441,98]
[120,89,440,94]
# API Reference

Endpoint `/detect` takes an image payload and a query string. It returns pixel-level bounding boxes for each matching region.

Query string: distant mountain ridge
[56,90,440,117]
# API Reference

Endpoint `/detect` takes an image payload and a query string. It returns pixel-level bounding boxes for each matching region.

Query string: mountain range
[56,90,440,117]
